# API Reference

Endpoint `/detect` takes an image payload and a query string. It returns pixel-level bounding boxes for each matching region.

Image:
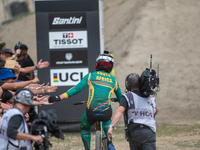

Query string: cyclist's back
[63,70,121,112]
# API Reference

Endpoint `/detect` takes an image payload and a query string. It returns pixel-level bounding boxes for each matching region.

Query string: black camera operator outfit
[121,90,157,150]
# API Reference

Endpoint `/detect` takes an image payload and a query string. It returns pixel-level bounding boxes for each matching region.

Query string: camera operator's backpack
[140,54,160,97]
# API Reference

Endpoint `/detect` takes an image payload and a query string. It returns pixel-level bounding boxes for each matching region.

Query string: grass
[47,123,200,150]
[156,123,200,137]
[175,140,200,148]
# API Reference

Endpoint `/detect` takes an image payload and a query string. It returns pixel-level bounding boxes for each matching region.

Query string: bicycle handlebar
[73,98,118,105]
[73,101,87,105]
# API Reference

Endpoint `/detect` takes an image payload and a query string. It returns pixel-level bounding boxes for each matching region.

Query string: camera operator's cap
[1,48,14,55]
[14,88,35,106]
[4,60,19,69]
[0,68,16,80]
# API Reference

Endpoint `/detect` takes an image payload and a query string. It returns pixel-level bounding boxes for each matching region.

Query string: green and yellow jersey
[62,71,122,111]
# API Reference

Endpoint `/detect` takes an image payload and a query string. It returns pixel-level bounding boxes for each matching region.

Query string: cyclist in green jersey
[49,52,122,150]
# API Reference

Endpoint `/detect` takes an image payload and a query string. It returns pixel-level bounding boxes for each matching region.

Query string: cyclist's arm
[59,74,89,100]
[114,81,122,103]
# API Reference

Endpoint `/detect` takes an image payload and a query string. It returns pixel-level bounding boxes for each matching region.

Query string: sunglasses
[0,46,3,49]
[5,54,12,58]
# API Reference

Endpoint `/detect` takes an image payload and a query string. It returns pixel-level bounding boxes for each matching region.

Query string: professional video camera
[140,54,160,97]
[31,109,64,150]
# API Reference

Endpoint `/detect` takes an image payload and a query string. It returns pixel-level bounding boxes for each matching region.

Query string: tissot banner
[49,31,88,49]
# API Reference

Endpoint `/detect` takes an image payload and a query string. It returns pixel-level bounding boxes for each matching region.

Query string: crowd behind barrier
[0,41,57,124]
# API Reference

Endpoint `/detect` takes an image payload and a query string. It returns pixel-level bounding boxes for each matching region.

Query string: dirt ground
[1,0,200,149]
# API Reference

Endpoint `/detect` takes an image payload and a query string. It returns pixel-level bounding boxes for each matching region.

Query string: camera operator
[0,88,43,150]
[107,73,158,150]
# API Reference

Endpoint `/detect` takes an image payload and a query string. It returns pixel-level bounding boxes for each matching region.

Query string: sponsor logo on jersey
[50,68,88,86]
[49,31,88,49]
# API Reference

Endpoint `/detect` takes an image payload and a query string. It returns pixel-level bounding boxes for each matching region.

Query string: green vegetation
[48,123,200,150]
[156,123,200,137]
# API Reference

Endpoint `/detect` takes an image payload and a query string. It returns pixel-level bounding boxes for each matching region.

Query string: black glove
[49,95,61,103]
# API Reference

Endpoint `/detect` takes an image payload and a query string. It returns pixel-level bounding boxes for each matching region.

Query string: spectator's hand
[34,95,48,102]
[44,83,58,93]
[41,95,53,105]
[36,59,49,69]
[28,83,43,90]
[107,126,113,141]
[33,95,41,101]
[32,77,40,84]
[49,95,61,103]
[14,64,21,75]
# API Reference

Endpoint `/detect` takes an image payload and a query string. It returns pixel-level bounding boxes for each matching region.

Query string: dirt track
[1,0,200,131]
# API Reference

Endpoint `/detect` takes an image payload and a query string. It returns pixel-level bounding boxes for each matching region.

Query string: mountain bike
[73,98,118,150]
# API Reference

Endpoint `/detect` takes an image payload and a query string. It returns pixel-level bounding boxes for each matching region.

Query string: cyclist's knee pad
[80,128,91,139]
[81,129,91,150]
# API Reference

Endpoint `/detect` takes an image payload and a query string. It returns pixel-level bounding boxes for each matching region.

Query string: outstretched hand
[44,82,58,93]
[33,95,54,106]
[37,59,49,69]
[40,95,54,105]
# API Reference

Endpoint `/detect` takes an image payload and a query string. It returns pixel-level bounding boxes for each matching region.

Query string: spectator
[0,42,6,53]
[0,68,39,103]
[14,45,33,81]
[0,49,14,61]
[4,60,20,81]
[20,44,34,67]
[0,68,57,103]
[17,44,35,80]
[0,57,6,69]
[0,57,49,81]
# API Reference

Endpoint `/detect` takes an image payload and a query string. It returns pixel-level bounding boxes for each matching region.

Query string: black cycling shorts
[86,107,112,125]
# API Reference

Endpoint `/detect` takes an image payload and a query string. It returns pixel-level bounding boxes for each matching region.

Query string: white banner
[49,31,88,49]
[50,68,89,86]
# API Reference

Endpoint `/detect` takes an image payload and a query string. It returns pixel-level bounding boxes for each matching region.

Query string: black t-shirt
[7,115,23,139]
[0,80,13,103]
[17,57,33,81]
[26,55,34,66]
[119,96,128,110]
